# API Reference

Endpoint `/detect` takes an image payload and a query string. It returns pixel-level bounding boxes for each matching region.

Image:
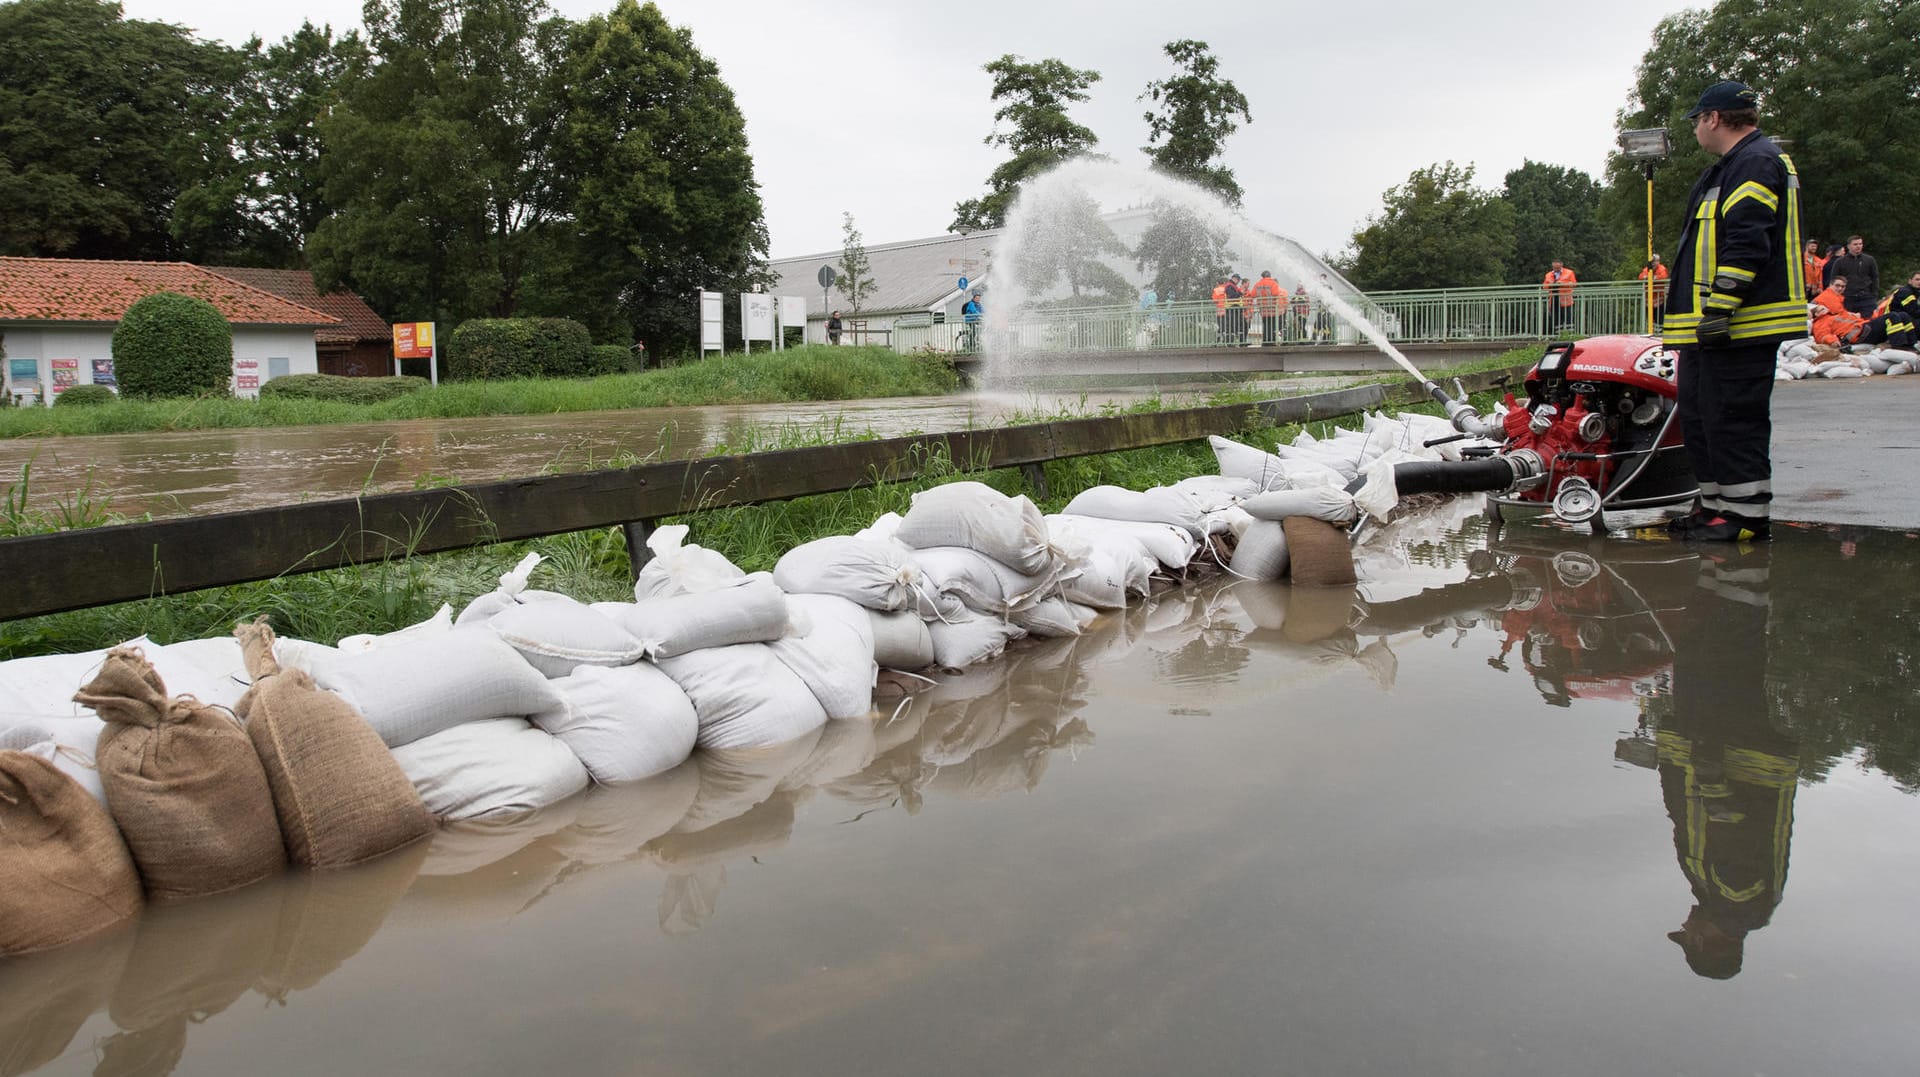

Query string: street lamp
[1620,128,1673,334]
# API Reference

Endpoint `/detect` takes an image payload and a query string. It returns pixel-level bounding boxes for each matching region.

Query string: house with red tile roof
[208,266,394,378]
[0,257,340,404]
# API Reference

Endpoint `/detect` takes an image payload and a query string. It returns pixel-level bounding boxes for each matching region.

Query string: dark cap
[1685,80,1758,119]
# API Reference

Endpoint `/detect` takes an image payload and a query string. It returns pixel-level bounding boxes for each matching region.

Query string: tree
[1602,1,1920,275]
[0,0,239,259]
[1344,162,1514,291]
[836,212,879,313]
[1009,187,1134,306]
[951,55,1102,233]
[1133,198,1235,302]
[1139,40,1252,206]
[1501,160,1619,283]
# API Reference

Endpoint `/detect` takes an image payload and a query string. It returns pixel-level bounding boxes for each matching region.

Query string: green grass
[0,345,959,438]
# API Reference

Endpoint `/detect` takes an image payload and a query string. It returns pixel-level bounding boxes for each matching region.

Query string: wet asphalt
[1772,377,1920,531]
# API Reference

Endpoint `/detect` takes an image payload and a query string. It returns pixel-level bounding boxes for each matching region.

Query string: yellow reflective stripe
[1711,868,1769,903]
[1719,265,1758,282]
[1724,180,1779,214]
[1739,300,1806,318]
[1724,746,1797,786]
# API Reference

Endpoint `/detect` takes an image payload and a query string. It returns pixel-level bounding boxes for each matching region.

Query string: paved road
[1773,377,1920,531]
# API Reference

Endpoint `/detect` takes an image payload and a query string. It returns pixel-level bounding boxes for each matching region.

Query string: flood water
[7,508,1920,1076]
[0,385,1349,521]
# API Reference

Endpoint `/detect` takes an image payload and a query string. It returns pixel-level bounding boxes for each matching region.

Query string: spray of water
[985,159,1431,388]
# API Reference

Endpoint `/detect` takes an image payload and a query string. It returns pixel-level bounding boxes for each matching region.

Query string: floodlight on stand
[1618,128,1672,162]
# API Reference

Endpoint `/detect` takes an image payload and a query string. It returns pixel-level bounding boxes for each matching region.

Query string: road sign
[957,276,968,292]
[817,265,837,288]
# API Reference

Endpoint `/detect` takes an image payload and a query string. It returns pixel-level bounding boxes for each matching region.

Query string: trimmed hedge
[259,374,430,404]
[111,291,234,398]
[52,384,117,407]
[587,344,635,376]
[447,318,593,380]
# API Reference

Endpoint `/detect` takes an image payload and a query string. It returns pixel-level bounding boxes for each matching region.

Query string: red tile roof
[208,266,389,344]
[0,257,339,326]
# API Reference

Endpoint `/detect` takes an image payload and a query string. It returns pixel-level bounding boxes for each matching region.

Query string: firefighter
[1662,81,1806,542]
[1289,283,1312,342]
[1639,254,1671,326]
[1211,278,1229,343]
[1224,274,1247,344]
[1801,239,1826,299]
[1249,271,1287,346]
[1810,274,1864,345]
[1891,269,1920,322]
[1543,259,1578,331]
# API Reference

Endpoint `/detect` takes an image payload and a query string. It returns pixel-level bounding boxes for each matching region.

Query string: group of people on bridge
[1194,271,1335,346]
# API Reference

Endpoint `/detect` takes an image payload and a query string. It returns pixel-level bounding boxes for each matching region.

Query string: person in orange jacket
[1801,239,1826,298]
[1638,254,1671,317]
[1543,259,1578,331]
[1211,279,1229,343]
[1810,274,1865,345]
[1248,270,1287,346]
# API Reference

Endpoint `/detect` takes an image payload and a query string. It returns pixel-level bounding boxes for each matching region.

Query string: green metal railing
[889,279,1665,354]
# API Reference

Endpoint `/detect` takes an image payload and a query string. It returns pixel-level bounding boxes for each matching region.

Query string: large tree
[1133,199,1235,302]
[1010,188,1134,307]
[0,0,238,259]
[1139,40,1252,206]
[1602,1,1920,275]
[1344,162,1513,291]
[1501,160,1619,283]
[951,55,1102,234]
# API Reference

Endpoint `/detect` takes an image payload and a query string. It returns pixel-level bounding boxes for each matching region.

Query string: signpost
[700,291,724,356]
[392,321,438,386]
[741,292,775,348]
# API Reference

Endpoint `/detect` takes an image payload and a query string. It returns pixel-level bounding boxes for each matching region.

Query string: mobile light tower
[1620,128,1673,334]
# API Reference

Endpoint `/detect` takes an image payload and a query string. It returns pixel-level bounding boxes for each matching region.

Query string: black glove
[1697,312,1733,347]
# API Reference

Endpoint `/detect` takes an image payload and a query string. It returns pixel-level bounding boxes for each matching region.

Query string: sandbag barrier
[2,400,1496,960]
[1775,336,1920,380]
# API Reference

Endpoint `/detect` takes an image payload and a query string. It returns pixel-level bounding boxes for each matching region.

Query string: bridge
[952,341,1523,383]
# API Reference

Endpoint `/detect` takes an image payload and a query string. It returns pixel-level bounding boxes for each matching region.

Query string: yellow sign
[393,322,435,359]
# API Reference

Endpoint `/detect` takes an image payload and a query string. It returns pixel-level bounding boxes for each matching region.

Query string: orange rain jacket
[1543,268,1578,307]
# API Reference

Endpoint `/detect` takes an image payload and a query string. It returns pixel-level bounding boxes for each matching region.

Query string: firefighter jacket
[1802,252,1826,294]
[1211,283,1228,313]
[1663,129,1806,348]
[1542,268,1577,306]
[1249,276,1285,313]
[1224,281,1245,309]
[1892,284,1920,320]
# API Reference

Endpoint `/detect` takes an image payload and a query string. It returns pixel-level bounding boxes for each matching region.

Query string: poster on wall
[90,359,116,387]
[234,358,260,392]
[7,358,36,384]
[49,358,78,395]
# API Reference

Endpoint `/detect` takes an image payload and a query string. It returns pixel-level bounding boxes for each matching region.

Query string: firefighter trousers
[1677,343,1775,521]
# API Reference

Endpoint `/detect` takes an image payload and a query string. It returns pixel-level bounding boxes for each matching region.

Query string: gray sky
[123,0,1703,261]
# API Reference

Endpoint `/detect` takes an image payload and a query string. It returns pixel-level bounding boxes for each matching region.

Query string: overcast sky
[123,0,1704,261]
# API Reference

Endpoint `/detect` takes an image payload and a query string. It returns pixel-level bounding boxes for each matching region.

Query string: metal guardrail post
[622,519,657,581]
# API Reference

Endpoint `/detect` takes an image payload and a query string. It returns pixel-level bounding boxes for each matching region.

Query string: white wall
[2,324,318,404]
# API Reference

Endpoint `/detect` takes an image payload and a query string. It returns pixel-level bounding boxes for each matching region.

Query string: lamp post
[1620,128,1673,334]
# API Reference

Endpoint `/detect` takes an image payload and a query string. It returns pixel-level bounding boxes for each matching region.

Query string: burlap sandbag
[0,750,143,957]
[232,619,434,869]
[75,647,286,900]
[1281,516,1359,588]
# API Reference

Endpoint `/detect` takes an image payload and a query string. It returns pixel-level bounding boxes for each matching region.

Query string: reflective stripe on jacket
[1663,129,1807,348]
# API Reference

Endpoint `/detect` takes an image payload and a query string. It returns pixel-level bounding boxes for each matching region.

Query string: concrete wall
[2,324,319,403]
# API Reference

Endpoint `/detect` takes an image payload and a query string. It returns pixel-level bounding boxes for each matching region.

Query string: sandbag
[1283,517,1360,588]
[392,717,591,821]
[913,545,1061,615]
[1169,474,1257,510]
[306,626,565,748]
[337,603,453,652]
[542,662,699,784]
[454,552,573,626]
[1011,596,1099,638]
[1050,513,1197,571]
[484,596,646,677]
[633,524,745,598]
[1230,519,1291,581]
[774,535,928,612]
[927,612,1026,670]
[894,481,1054,575]
[0,750,143,956]
[0,718,107,803]
[1243,486,1361,525]
[868,609,936,671]
[768,594,878,720]
[1061,485,1208,537]
[76,648,286,900]
[232,619,434,869]
[656,643,830,750]
[1208,435,1345,491]
[596,573,789,659]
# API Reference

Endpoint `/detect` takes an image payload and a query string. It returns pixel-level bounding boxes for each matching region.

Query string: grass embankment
[0,345,959,438]
[0,371,1512,659]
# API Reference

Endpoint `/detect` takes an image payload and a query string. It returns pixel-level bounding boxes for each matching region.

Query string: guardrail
[0,366,1534,622]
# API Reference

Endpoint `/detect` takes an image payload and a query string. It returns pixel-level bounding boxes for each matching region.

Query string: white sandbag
[1047,514,1197,571]
[1862,352,1896,374]
[1780,359,1814,379]
[597,573,789,659]
[1011,596,1099,639]
[145,635,252,711]
[1822,365,1867,379]
[339,603,453,652]
[1212,505,1257,540]
[455,552,575,625]
[485,596,646,677]
[1230,519,1291,580]
[542,663,699,784]
[894,481,1054,575]
[854,512,905,545]
[1169,474,1257,510]
[1242,487,1361,525]
[1061,485,1209,537]
[926,613,1026,670]
[868,610,936,671]
[1058,541,1153,610]
[1208,435,1346,491]
[773,535,926,612]
[307,626,566,748]
[768,594,877,720]
[912,545,1061,615]
[1774,369,1792,380]
[0,718,108,803]
[1783,340,1817,362]
[1880,349,1919,366]
[393,717,591,821]
[0,637,145,720]
[1889,363,1914,376]
[655,643,828,750]
[633,524,746,599]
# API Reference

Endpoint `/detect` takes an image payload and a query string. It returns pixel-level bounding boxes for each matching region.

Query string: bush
[586,344,637,376]
[447,318,593,380]
[259,374,429,404]
[111,291,233,398]
[52,384,117,407]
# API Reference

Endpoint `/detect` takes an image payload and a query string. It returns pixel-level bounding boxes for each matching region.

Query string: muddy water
[0,386,1349,521]
[8,513,1920,1075]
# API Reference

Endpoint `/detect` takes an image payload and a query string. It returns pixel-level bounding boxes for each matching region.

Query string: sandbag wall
[1,407,1483,959]
[1775,336,1920,380]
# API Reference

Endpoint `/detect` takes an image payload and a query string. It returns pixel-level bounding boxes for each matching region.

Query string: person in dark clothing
[1826,235,1880,318]
[1890,269,1920,322]
[827,310,843,345]
[1662,81,1806,543]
